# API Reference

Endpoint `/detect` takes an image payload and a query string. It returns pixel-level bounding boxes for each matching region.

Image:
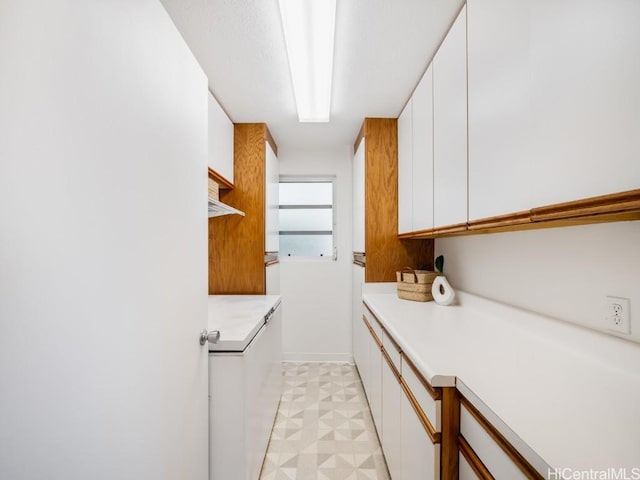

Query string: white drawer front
[401,356,440,432]
[460,404,527,479]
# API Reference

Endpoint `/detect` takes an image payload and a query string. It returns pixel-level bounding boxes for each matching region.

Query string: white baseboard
[282,352,354,363]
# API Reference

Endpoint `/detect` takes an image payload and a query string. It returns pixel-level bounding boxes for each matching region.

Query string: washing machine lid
[207,295,281,352]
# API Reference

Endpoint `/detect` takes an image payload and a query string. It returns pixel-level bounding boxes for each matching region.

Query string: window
[279,178,335,258]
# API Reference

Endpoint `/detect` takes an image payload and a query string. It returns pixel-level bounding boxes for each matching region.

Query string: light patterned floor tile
[260,362,390,480]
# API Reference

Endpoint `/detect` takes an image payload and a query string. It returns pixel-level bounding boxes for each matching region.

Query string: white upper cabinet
[412,64,435,232]
[433,6,468,228]
[265,141,279,253]
[352,139,366,252]
[528,0,640,207]
[468,0,640,220]
[207,92,234,184]
[467,0,532,220]
[398,64,435,235]
[398,99,414,234]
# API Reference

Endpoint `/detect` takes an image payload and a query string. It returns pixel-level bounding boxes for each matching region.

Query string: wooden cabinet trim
[361,118,434,281]
[441,387,461,480]
[398,189,640,239]
[208,166,234,190]
[363,315,382,349]
[401,351,440,401]
[458,435,494,480]
[209,123,267,294]
[265,124,278,157]
[353,122,365,154]
[460,396,544,480]
[382,347,401,381]
[530,189,640,222]
[399,377,441,444]
[432,222,469,235]
[366,307,385,332]
[467,211,531,230]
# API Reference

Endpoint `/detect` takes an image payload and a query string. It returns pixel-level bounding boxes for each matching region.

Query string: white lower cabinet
[459,401,528,479]
[358,299,549,479]
[368,324,383,432]
[401,392,439,480]
[209,305,282,480]
[381,334,402,480]
[357,306,442,480]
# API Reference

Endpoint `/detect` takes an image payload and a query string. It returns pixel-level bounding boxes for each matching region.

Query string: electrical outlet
[605,296,631,335]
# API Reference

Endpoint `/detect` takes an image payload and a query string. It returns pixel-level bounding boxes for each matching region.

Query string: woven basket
[396,268,441,302]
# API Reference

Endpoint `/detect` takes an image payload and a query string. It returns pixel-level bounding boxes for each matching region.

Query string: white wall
[278,146,353,362]
[436,221,640,343]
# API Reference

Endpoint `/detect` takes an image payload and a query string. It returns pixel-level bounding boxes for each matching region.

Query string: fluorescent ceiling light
[278,0,336,123]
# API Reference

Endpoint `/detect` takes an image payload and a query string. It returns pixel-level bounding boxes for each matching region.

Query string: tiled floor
[259,362,390,480]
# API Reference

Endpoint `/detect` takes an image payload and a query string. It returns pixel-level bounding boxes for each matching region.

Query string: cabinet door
[352,139,366,251]
[529,0,640,206]
[208,92,234,183]
[244,324,272,480]
[433,6,468,228]
[398,99,414,234]
[467,0,532,220]
[265,305,283,431]
[468,0,640,219]
[265,141,279,253]
[401,393,438,480]
[365,312,383,432]
[209,354,245,480]
[369,338,382,432]
[412,64,435,232]
[382,353,402,479]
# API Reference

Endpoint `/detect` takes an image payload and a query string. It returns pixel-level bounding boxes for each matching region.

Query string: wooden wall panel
[209,123,267,294]
[363,118,434,282]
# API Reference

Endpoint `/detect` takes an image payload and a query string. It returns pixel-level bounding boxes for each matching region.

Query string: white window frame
[279,175,337,261]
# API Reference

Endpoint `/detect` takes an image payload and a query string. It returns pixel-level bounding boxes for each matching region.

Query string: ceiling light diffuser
[278,0,336,122]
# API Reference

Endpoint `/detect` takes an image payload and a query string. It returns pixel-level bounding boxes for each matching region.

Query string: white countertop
[363,290,640,472]
[207,295,281,352]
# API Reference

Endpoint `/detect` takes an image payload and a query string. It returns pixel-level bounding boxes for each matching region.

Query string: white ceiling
[160,0,465,150]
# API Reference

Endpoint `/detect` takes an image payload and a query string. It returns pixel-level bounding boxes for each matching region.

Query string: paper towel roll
[432,276,456,306]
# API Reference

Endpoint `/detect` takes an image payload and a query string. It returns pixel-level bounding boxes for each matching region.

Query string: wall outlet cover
[605,296,631,335]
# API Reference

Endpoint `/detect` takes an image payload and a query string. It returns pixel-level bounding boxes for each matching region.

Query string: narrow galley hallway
[260,363,391,480]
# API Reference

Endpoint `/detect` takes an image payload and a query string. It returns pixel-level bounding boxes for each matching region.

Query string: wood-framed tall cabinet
[352,118,434,389]
[353,118,434,282]
[209,123,279,294]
